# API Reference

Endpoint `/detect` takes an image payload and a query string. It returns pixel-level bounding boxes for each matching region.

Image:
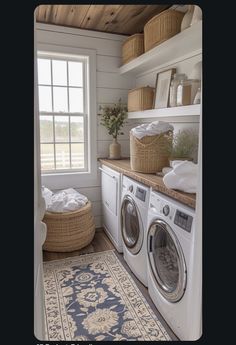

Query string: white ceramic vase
[181,5,194,31]
[190,5,202,26]
[109,138,121,159]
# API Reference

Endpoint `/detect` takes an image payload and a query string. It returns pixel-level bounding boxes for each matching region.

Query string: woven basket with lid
[122,33,144,65]
[144,9,184,52]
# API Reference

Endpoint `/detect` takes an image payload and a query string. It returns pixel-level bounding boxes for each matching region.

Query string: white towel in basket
[130,121,173,139]
[42,187,88,212]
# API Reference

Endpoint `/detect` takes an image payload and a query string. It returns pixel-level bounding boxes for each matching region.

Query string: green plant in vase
[98,99,127,159]
[169,128,199,166]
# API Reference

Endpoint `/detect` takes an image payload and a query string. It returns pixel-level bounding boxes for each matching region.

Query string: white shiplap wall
[36,23,136,228]
[36,23,201,228]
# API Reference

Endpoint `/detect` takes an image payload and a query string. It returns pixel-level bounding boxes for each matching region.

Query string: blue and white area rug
[43,250,171,341]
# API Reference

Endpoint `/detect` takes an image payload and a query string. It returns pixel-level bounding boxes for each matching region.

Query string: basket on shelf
[128,86,154,112]
[144,9,184,52]
[122,33,144,65]
[43,201,95,252]
[130,130,173,173]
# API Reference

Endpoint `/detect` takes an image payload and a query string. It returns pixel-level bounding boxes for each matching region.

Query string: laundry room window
[37,53,88,172]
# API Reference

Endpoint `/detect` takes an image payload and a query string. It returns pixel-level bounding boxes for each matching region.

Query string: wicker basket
[144,9,184,52]
[130,131,173,173]
[128,86,154,112]
[122,33,144,65]
[43,201,95,252]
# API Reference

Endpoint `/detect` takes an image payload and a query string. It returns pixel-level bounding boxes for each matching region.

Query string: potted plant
[169,128,199,166]
[98,99,128,159]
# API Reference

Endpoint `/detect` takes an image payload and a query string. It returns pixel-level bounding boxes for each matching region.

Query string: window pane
[41,144,54,171]
[69,88,83,113]
[55,116,69,142]
[53,87,68,112]
[71,143,84,169]
[52,60,67,86]
[70,117,84,142]
[40,116,53,143]
[38,86,52,112]
[68,61,83,87]
[37,59,51,85]
[55,144,70,169]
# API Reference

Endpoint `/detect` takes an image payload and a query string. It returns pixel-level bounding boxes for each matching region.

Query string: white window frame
[37,43,97,189]
[38,52,88,173]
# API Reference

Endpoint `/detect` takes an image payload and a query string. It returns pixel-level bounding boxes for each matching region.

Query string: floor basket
[130,131,173,173]
[43,201,95,252]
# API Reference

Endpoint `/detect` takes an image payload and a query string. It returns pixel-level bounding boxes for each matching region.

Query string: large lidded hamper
[130,130,173,173]
[144,9,184,52]
[122,33,144,65]
[43,201,95,252]
[128,86,154,112]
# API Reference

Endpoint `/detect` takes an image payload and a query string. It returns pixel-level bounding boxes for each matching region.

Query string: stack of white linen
[42,187,88,212]
[163,160,198,193]
[130,121,173,139]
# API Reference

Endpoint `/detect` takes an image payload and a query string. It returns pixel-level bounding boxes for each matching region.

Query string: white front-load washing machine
[121,176,150,286]
[147,189,199,340]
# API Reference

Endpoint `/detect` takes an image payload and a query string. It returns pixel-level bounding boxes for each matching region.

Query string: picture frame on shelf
[153,68,176,109]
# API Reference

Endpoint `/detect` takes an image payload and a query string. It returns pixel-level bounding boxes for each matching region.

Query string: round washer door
[147,219,187,302]
[121,195,143,255]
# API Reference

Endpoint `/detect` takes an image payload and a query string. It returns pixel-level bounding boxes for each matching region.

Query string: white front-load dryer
[121,176,150,286]
[147,189,199,340]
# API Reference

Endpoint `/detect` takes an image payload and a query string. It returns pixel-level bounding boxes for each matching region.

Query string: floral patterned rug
[43,250,171,341]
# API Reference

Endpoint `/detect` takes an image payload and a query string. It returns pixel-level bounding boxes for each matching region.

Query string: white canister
[190,5,202,26]
[181,5,194,31]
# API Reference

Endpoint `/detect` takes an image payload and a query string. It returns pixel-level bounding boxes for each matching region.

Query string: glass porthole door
[121,195,143,255]
[148,219,187,302]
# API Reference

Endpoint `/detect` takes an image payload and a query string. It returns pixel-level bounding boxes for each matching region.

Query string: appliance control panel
[128,185,133,192]
[135,187,146,202]
[174,210,193,232]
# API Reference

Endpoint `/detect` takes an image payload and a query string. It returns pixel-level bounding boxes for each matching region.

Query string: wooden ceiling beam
[124,5,170,34]
[35,4,173,36]
[105,5,147,35]
[80,5,106,30]
[92,5,123,32]
[36,5,52,23]
[67,5,91,27]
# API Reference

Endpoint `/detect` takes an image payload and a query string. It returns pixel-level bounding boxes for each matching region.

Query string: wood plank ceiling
[35,4,171,36]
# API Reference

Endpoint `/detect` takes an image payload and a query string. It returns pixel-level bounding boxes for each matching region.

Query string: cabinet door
[101,170,118,215]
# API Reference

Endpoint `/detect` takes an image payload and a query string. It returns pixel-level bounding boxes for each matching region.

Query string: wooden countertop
[99,158,196,209]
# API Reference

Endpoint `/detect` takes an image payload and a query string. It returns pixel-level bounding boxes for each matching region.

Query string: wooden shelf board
[128,104,200,119]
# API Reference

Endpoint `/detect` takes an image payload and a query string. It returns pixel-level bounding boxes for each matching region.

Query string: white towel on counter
[130,121,173,139]
[42,187,88,212]
[163,160,198,193]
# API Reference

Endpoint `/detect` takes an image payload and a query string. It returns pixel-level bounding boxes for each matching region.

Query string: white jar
[193,87,201,104]
[169,73,187,107]
[188,79,201,103]
[176,80,192,106]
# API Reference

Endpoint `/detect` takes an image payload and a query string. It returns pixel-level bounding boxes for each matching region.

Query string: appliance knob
[128,185,133,192]
[163,205,170,216]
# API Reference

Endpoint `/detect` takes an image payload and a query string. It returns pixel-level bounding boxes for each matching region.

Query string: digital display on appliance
[174,210,193,232]
[135,187,146,201]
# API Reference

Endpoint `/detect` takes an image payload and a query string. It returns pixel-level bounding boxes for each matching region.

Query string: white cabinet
[100,164,123,253]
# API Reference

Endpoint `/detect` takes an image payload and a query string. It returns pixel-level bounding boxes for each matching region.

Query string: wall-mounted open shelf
[119,21,202,76]
[127,104,200,119]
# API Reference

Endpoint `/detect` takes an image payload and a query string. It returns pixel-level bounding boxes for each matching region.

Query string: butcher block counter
[99,158,196,209]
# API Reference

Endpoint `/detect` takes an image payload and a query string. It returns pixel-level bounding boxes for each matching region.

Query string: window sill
[41,168,99,190]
